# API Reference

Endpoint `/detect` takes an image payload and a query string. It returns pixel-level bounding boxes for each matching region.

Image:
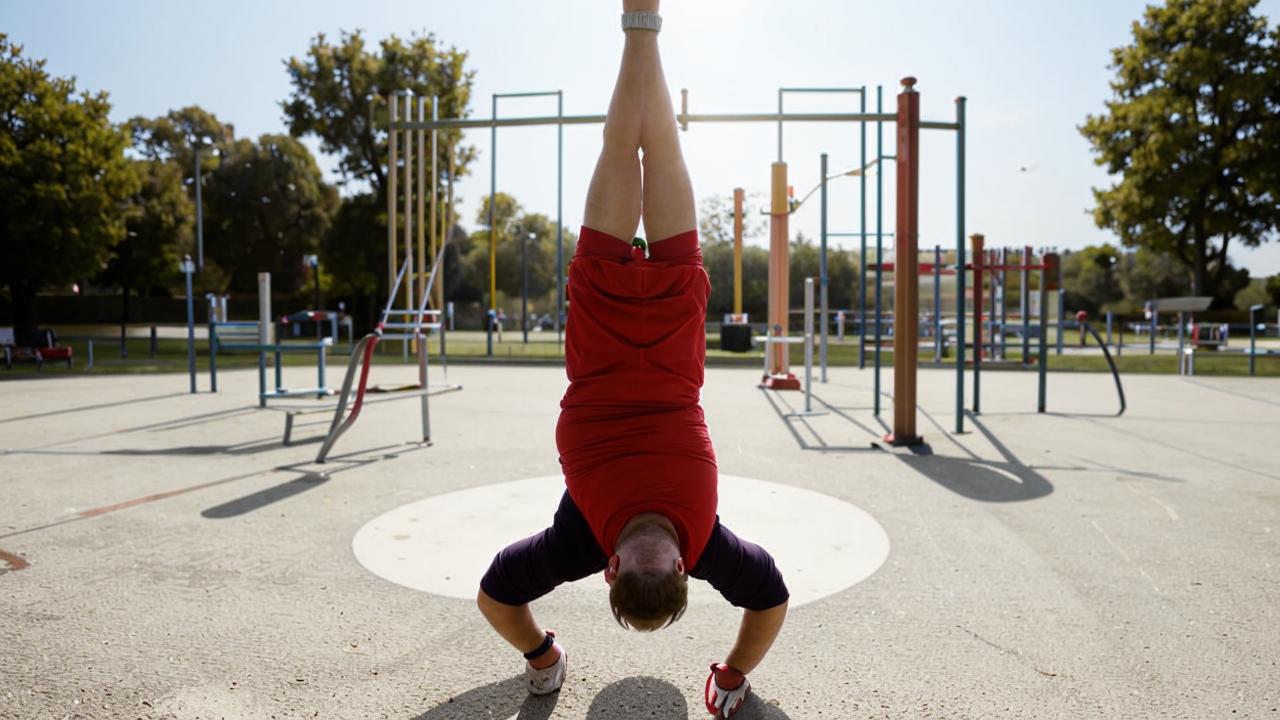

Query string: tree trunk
[9,282,38,347]
[1192,233,1208,297]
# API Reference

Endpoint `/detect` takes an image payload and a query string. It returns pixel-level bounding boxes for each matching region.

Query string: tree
[1080,0,1280,306]
[98,159,193,331]
[1061,244,1124,313]
[283,30,478,310]
[1266,275,1280,307]
[283,30,476,200]
[0,35,137,343]
[465,192,575,312]
[1117,246,1192,305]
[127,106,235,171]
[203,134,338,296]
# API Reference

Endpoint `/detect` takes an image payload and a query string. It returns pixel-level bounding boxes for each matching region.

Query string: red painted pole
[889,77,921,446]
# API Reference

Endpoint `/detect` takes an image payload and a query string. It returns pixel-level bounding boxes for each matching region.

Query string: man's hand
[705,663,751,719]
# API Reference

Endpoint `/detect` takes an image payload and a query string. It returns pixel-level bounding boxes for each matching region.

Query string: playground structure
[391,78,965,446]
[206,272,335,408]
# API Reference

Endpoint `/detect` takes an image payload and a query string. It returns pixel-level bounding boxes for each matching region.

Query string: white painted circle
[352,475,889,608]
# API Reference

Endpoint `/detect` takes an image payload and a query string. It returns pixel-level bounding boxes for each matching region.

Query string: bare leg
[634,21,695,242]
[582,17,646,241]
[584,0,695,244]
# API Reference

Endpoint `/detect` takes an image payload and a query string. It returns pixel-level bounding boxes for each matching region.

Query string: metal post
[993,245,1003,358]
[873,85,883,415]
[183,256,196,393]
[1021,245,1030,363]
[149,325,157,358]
[88,339,94,371]
[1056,288,1065,356]
[488,94,498,323]
[388,94,398,327]
[1177,311,1186,375]
[733,188,744,316]
[1106,311,1113,349]
[430,96,439,313]
[933,245,942,362]
[557,90,564,347]
[258,272,271,409]
[859,89,868,369]
[194,146,204,271]
[1038,261,1049,412]
[954,96,967,433]
[804,277,815,412]
[1248,304,1264,376]
[522,233,529,344]
[819,153,829,383]
[486,309,494,356]
[1150,304,1157,355]
[972,235,984,415]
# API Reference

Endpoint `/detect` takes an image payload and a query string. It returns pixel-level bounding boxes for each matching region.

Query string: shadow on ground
[899,412,1053,502]
[410,676,792,720]
[410,675,556,720]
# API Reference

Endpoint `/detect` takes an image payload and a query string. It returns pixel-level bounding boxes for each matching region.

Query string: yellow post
[387,95,398,309]
[766,162,795,384]
[403,94,414,318]
[733,187,744,316]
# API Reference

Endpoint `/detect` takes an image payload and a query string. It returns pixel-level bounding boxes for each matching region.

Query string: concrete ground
[1,362,1277,719]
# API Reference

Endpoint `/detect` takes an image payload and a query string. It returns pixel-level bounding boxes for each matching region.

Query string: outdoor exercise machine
[313,239,461,463]
[206,272,335,408]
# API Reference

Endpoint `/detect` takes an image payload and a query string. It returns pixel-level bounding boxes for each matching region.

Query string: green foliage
[203,134,339,295]
[127,106,235,172]
[1061,245,1124,313]
[1266,275,1280,307]
[698,193,767,246]
[1079,0,1280,305]
[1116,245,1191,306]
[1233,279,1271,310]
[282,29,476,199]
[457,193,575,311]
[98,159,193,303]
[0,35,137,341]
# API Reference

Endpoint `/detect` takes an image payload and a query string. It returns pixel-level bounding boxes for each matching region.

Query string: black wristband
[523,631,555,661]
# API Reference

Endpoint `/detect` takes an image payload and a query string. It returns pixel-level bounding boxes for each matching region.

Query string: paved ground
[1,362,1277,719]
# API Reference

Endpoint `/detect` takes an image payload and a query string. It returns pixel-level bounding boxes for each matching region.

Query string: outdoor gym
[2,3,1280,719]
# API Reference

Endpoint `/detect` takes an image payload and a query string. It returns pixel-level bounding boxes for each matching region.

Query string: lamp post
[523,232,536,344]
[304,254,321,337]
[190,136,218,271]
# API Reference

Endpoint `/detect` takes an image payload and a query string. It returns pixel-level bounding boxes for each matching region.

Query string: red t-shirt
[555,226,718,569]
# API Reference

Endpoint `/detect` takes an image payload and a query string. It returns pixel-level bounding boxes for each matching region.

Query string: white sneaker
[704,664,750,719]
[525,642,567,695]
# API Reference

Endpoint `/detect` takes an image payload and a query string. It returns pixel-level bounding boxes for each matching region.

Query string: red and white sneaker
[525,641,567,695]
[704,663,750,719]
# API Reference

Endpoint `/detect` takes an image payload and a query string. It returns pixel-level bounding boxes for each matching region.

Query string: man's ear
[675,557,685,575]
[604,554,620,586]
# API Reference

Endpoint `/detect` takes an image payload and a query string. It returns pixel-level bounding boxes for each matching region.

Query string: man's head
[604,516,688,631]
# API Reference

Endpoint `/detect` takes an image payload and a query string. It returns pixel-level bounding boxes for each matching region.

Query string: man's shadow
[411,675,792,720]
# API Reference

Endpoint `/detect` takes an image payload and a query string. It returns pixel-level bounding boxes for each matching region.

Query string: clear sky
[5,0,1279,276]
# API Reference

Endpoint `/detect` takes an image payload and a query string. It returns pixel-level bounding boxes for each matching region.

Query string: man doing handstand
[476,3,788,717]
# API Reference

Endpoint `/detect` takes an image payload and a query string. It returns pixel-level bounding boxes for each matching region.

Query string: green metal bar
[873,85,884,416]
[954,96,967,433]
[859,88,867,370]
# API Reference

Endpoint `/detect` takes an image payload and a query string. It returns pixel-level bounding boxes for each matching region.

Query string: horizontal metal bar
[395,111,902,131]
[495,91,561,99]
[779,87,866,94]
[921,121,961,131]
